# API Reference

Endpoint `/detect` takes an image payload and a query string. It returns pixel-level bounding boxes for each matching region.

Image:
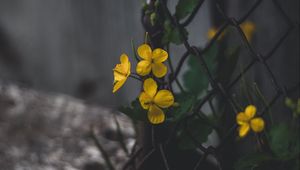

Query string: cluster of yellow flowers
[112,27,266,138]
[113,43,174,124]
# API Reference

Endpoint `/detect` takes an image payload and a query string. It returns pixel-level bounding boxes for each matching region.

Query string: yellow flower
[236,105,265,138]
[136,44,168,78]
[139,78,174,124]
[113,54,131,93]
[207,27,218,40]
[240,21,255,42]
[207,27,225,40]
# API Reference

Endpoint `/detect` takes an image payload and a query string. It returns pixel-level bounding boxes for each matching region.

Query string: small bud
[150,12,157,26]
[285,98,295,109]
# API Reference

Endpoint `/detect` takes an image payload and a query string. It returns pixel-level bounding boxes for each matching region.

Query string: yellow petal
[113,66,126,82]
[120,54,129,63]
[120,54,130,74]
[137,44,152,60]
[245,105,256,119]
[239,124,250,138]
[154,90,174,108]
[207,27,226,40]
[236,112,250,125]
[152,63,167,78]
[152,48,168,63]
[139,92,152,109]
[114,63,126,75]
[127,62,131,77]
[136,60,151,76]
[207,28,217,40]
[143,78,157,98]
[148,105,165,124]
[250,117,265,132]
[113,79,126,93]
[241,21,255,42]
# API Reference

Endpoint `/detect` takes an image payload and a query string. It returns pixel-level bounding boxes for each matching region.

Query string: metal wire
[122,0,299,169]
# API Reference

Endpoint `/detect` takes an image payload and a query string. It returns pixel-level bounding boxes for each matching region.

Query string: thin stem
[113,113,129,156]
[145,32,149,44]
[151,125,155,147]
[255,133,262,152]
[193,152,209,170]
[252,83,274,124]
[165,44,174,92]
[159,144,170,170]
[131,39,140,62]
[122,147,143,170]
[239,65,253,104]
[90,126,116,170]
[166,45,175,73]
[136,149,155,170]
[129,74,142,81]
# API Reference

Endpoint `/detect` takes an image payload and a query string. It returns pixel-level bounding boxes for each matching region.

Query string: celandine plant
[110,1,299,169]
[113,43,175,124]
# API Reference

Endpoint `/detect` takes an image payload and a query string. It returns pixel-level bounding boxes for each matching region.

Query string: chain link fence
[94,0,299,169]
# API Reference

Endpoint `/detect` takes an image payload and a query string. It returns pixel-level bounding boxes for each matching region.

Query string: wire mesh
[121,0,299,169]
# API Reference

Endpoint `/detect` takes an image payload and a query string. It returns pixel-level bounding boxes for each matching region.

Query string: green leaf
[234,153,272,170]
[167,93,196,121]
[183,44,218,95]
[118,99,147,122]
[175,0,200,20]
[217,46,240,85]
[162,20,188,45]
[268,123,300,160]
[176,116,213,150]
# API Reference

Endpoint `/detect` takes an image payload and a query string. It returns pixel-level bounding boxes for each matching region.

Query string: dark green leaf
[183,44,218,95]
[167,93,196,121]
[177,116,213,150]
[234,153,272,170]
[175,0,200,20]
[268,123,300,160]
[162,20,188,45]
[118,99,147,122]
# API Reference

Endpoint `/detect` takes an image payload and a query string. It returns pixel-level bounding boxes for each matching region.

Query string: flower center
[144,100,155,106]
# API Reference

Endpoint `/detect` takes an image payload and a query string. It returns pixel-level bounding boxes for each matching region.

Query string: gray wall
[0,0,144,107]
[0,0,210,107]
[0,0,297,109]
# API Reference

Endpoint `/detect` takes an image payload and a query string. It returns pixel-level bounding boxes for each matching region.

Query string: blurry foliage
[285,98,300,117]
[175,0,200,20]
[234,105,300,170]
[167,93,196,121]
[176,116,213,150]
[183,44,218,96]
[162,20,188,45]
[119,98,147,122]
[268,123,300,160]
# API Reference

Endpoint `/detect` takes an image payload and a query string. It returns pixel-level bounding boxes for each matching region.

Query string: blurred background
[0,0,214,107]
[0,0,298,170]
